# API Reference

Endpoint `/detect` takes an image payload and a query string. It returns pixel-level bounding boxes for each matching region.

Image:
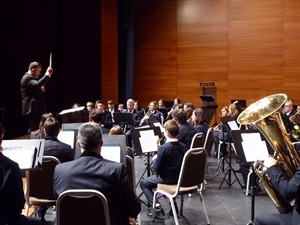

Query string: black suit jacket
[0,153,25,225]
[20,72,50,116]
[267,164,300,225]
[44,136,74,163]
[54,151,141,225]
[177,122,197,149]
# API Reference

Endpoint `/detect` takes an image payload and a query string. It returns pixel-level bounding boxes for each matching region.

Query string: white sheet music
[57,130,75,149]
[241,140,269,162]
[241,133,261,143]
[101,146,121,163]
[228,121,239,130]
[3,147,36,169]
[153,122,165,133]
[139,130,155,138]
[139,136,159,153]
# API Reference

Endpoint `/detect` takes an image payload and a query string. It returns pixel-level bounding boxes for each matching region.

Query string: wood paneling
[101,0,118,103]
[133,0,300,116]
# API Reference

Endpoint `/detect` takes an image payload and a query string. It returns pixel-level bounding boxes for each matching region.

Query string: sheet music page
[57,131,75,148]
[3,147,36,169]
[241,133,261,143]
[139,130,155,138]
[139,135,159,153]
[101,146,121,163]
[228,121,239,130]
[241,141,269,162]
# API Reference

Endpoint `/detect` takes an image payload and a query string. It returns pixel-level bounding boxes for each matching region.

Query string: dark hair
[78,122,103,150]
[164,120,179,137]
[89,108,104,123]
[29,62,41,70]
[172,108,187,124]
[193,108,206,124]
[43,117,60,137]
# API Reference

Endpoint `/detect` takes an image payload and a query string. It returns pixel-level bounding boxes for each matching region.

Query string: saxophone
[237,93,300,214]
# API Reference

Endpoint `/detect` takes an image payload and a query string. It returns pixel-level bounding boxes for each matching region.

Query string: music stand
[62,123,84,159]
[199,95,218,125]
[113,112,134,131]
[2,139,45,171]
[218,116,243,190]
[231,129,273,225]
[131,126,162,206]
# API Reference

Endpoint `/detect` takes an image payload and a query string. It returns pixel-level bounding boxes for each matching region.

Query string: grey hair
[77,122,103,151]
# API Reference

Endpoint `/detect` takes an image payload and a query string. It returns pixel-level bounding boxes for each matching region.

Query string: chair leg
[198,191,210,225]
[170,198,180,225]
[180,195,184,215]
[245,170,253,196]
[152,192,158,222]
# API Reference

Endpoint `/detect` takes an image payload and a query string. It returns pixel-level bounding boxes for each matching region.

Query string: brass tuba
[237,93,300,214]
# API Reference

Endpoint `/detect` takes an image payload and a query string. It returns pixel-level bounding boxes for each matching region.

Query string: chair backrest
[56,189,111,225]
[203,128,213,152]
[190,132,205,149]
[26,156,61,200]
[177,148,207,189]
[125,155,136,193]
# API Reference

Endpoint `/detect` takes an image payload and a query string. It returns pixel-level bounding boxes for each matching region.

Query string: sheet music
[139,130,155,138]
[241,133,261,142]
[153,122,165,133]
[241,140,269,162]
[139,136,159,153]
[3,147,36,169]
[228,121,239,130]
[57,131,75,149]
[101,146,121,163]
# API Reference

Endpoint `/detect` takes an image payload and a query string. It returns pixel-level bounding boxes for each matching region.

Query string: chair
[245,168,253,196]
[152,147,210,225]
[25,156,61,216]
[56,189,111,225]
[203,128,214,180]
[190,132,205,149]
[125,155,136,193]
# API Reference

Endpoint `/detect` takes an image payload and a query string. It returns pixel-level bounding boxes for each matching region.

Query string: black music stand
[131,126,162,206]
[218,116,243,190]
[231,129,273,225]
[199,95,218,125]
[2,139,45,170]
[113,112,134,131]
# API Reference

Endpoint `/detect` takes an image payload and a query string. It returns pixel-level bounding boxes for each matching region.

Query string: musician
[140,120,188,218]
[0,124,42,225]
[125,99,144,147]
[254,156,300,225]
[191,107,208,135]
[166,97,181,120]
[140,101,164,126]
[172,108,197,149]
[212,106,230,157]
[94,100,113,130]
[282,101,296,133]
[89,108,110,133]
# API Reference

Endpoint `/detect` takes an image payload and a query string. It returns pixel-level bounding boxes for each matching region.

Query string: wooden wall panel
[133,0,300,115]
[101,0,118,103]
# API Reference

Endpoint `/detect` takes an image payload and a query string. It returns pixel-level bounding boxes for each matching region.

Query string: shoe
[168,202,179,216]
[250,185,262,195]
[147,204,165,218]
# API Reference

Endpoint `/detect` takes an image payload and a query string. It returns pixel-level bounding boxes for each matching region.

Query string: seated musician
[0,124,42,225]
[140,101,164,126]
[95,100,113,130]
[140,120,188,218]
[89,108,110,133]
[124,99,144,147]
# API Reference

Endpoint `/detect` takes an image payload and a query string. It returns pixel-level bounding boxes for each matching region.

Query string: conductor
[20,62,54,133]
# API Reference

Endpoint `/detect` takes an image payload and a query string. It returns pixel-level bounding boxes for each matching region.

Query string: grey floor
[44,151,278,225]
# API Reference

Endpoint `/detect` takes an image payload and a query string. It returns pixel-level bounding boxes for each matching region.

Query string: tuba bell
[237,93,300,214]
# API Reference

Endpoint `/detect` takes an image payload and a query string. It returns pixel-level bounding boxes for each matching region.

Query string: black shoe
[168,202,179,216]
[147,204,165,218]
[250,185,262,195]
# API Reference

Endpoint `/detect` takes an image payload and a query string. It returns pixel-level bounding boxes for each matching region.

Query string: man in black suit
[53,122,141,225]
[20,62,54,132]
[0,124,42,225]
[254,156,300,225]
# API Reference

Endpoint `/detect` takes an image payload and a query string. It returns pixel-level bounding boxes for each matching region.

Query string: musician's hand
[46,67,54,77]
[264,156,278,168]
[41,86,45,92]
